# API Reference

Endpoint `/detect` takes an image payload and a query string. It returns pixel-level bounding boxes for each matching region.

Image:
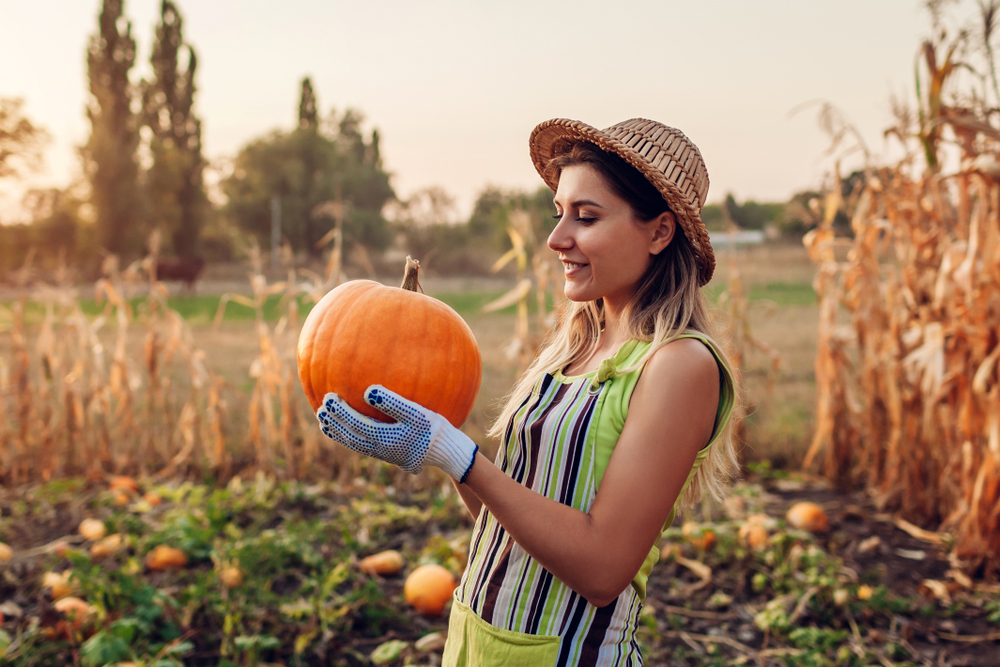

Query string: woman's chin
[562,282,596,303]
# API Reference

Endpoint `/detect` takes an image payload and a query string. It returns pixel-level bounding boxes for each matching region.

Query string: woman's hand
[316,385,479,482]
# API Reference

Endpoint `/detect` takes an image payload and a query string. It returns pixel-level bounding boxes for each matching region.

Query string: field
[2,244,999,666]
[0,242,821,469]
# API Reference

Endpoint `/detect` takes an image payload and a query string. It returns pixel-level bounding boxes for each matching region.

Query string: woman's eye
[551,213,562,220]
[577,216,597,224]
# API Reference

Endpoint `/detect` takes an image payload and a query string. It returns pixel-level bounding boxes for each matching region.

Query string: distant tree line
[0,0,395,277]
[0,0,837,281]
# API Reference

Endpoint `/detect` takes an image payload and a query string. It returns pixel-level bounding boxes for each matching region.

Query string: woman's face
[547,164,675,306]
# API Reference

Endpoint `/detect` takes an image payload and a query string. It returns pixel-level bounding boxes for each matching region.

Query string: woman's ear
[649,210,676,255]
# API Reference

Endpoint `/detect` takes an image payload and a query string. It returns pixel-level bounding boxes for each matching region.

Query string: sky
[0,0,957,222]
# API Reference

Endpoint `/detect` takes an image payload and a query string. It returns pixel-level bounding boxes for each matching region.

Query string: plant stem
[400,256,421,292]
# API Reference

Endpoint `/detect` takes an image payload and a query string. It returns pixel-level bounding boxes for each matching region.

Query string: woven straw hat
[529,118,715,285]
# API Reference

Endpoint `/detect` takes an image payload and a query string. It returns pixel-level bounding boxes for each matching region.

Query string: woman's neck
[599,299,628,351]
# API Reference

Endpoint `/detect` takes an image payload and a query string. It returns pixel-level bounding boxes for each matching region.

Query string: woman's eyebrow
[553,199,605,209]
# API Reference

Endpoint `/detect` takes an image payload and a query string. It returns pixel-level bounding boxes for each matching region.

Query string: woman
[316,118,739,666]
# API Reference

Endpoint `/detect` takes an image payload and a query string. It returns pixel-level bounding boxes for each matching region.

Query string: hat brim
[529,118,715,286]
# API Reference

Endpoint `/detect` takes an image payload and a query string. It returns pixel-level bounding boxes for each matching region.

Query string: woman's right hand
[316,385,479,482]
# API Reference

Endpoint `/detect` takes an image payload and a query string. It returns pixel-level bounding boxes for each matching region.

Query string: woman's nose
[547,216,573,252]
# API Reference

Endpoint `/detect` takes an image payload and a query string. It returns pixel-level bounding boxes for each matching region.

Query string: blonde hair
[487,143,741,510]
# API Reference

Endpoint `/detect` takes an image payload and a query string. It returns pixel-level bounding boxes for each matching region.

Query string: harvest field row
[1,470,996,666]
[0,243,821,471]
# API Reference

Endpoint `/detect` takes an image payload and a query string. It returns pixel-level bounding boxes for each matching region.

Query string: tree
[83,0,142,258]
[141,0,206,259]
[223,97,394,258]
[298,77,318,130]
[467,185,555,249]
[700,203,725,232]
[0,98,49,181]
[723,194,783,230]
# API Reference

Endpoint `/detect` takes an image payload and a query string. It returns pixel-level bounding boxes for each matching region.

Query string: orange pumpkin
[359,549,404,576]
[404,564,457,616]
[220,566,243,588]
[53,597,94,631]
[786,502,829,533]
[146,545,188,570]
[109,475,139,493]
[297,257,481,427]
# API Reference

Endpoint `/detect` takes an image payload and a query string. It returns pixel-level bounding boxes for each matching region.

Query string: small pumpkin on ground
[786,501,829,533]
[297,257,481,427]
[681,521,716,550]
[108,476,139,493]
[738,523,769,549]
[91,534,124,558]
[53,597,94,632]
[359,550,404,576]
[220,566,243,588]
[78,519,106,541]
[404,564,457,616]
[146,545,187,570]
[43,571,75,600]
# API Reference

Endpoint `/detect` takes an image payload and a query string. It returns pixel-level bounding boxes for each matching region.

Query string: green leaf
[152,660,184,667]
[321,562,350,598]
[81,630,131,667]
[164,640,194,656]
[110,617,141,644]
[0,629,10,658]
[234,634,281,650]
[294,628,319,655]
[370,639,409,664]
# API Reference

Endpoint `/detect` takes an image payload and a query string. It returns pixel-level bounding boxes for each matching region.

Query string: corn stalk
[805,19,1000,568]
[482,209,565,372]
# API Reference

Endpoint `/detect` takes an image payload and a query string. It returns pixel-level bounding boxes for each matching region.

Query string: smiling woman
[312,117,740,666]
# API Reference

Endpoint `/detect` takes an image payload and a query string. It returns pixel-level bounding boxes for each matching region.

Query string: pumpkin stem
[401,256,422,292]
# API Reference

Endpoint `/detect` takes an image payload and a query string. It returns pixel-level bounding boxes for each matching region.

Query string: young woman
[316,118,739,666]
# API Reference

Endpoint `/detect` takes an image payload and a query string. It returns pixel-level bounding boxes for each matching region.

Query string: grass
[2,289,547,324]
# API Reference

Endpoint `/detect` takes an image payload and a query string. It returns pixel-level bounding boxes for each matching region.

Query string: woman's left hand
[316,385,479,481]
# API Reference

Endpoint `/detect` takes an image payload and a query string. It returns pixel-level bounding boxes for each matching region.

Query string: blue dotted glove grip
[316,385,478,481]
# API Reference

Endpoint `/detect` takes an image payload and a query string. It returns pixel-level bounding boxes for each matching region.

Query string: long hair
[487,142,741,510]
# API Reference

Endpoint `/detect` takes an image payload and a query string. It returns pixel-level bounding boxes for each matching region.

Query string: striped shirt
[453,336,735,666]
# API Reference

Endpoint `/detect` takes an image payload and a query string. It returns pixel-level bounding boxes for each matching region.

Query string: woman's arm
[452,477,482,519]
[462,338,720,607]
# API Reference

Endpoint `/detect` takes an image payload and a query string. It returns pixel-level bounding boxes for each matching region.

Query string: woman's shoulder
[642,336,720,391]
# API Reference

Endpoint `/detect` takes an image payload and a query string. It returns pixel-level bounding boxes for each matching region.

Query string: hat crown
[600,118,710,212]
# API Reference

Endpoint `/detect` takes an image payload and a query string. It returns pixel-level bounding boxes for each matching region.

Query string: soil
[644,476,1000,666]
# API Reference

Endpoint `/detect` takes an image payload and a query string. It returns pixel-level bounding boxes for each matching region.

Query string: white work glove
[316,385,479,482]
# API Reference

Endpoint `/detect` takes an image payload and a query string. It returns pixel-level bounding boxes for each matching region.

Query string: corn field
[804,22,1000,569]
[0,243,415,488]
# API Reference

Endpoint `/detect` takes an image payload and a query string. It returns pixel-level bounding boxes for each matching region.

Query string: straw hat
[529,118,715,285]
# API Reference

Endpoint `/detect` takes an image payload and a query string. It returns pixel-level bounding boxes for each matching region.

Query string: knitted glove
[316,385,478,482]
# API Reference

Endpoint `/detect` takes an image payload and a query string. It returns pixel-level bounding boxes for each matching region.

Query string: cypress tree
[298,77,318,130]
[84,0,141,257]
[142,0,205,259]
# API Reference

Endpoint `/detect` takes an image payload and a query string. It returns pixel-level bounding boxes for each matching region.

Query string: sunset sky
[0,0,959,222]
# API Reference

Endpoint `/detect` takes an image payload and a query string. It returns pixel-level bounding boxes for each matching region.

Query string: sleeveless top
[444,335,736,667]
